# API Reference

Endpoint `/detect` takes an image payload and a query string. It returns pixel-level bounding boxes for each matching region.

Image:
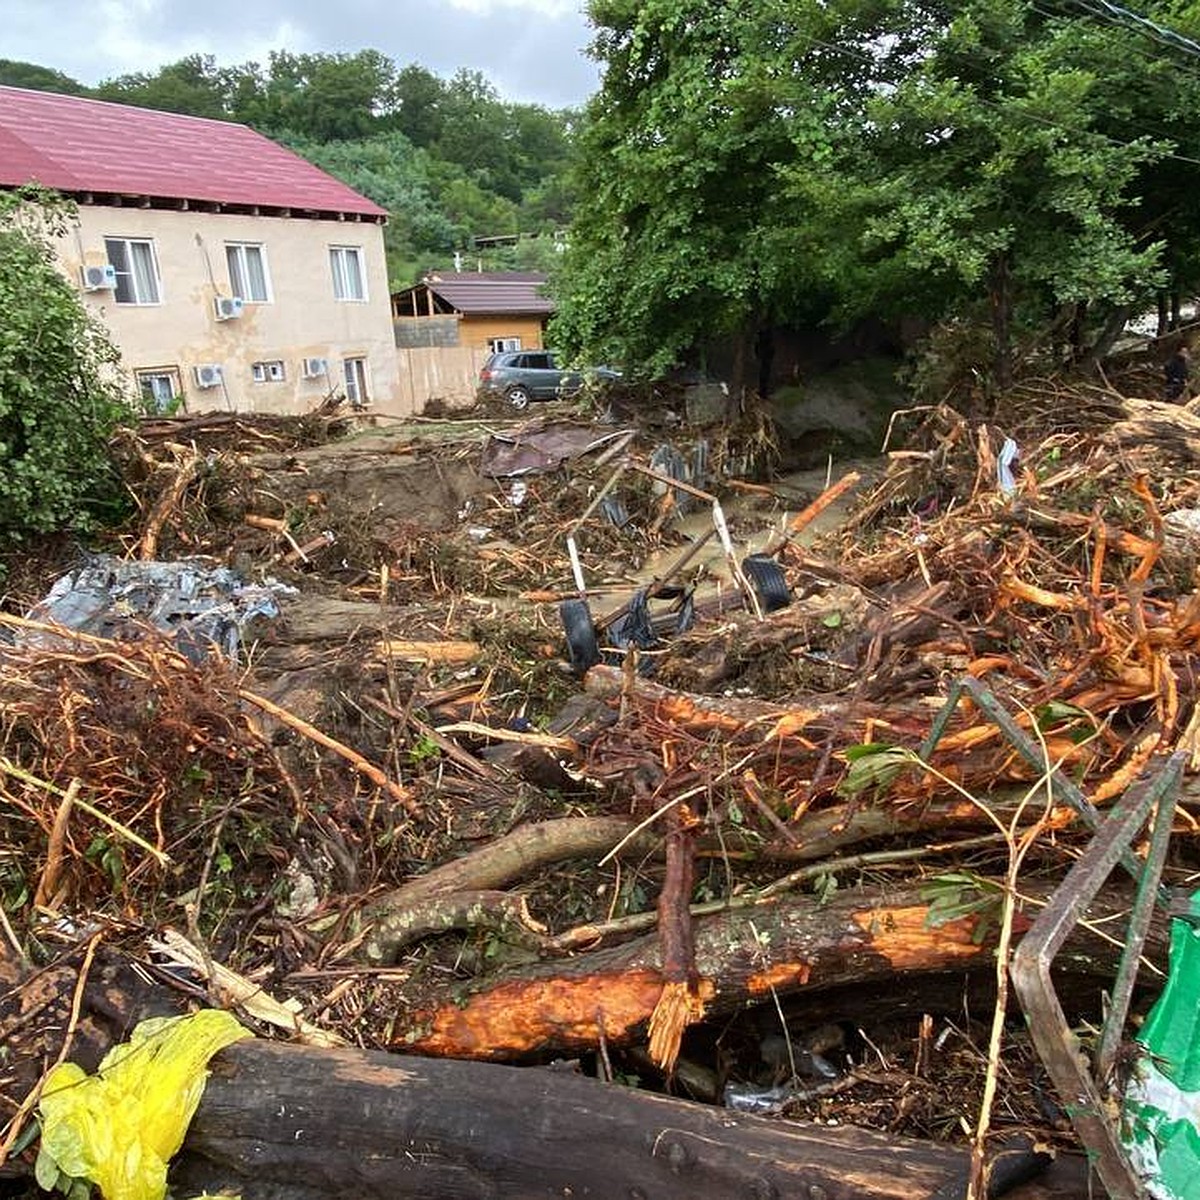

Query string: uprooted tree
[0,188,134,553]
[552,0,1200,391]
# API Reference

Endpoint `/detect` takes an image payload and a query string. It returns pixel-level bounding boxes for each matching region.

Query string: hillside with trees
[10,1,1200,395]
[0,52,574,285]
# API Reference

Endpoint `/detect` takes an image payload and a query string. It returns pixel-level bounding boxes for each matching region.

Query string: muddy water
[629,457,882,589]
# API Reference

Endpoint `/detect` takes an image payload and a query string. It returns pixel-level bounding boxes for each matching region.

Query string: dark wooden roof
[395,272,554,317]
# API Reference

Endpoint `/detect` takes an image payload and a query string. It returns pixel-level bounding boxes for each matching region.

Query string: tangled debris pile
[3,385,1200,1196]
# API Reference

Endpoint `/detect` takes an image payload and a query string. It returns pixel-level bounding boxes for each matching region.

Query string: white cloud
[445,0,581,19]
[74,3,312,79]
[6,0,599,108]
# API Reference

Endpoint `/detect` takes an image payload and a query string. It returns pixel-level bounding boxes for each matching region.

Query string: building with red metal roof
[0,85,402,415]
[0,85,385,218]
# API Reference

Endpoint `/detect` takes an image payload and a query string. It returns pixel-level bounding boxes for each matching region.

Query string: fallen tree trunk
[392,881,1162,1060]
[175,1039,1048,1200]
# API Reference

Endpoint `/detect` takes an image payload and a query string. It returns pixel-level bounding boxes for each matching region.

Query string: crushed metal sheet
[479,420,634,477]
[20,555,295,663]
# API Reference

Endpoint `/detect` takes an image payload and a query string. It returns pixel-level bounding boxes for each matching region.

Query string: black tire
[742,554,791,613]
[560,598,601,675]
[507,386,532,411]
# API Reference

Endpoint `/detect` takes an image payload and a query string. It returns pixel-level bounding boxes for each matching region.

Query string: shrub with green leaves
[0,188,135,544]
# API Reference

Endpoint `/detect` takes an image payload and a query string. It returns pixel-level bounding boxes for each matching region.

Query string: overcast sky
[7,0,601,110]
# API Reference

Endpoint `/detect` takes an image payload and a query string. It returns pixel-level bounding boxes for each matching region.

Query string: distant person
[1165,344,1192,402]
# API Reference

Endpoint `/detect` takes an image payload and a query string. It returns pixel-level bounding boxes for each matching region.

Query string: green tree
[251,50,396,140]
[0,59,85,94]
[553,0,816,383]
[388,64,448,147]
[853,0,1170,384]
[434,70,521,199]
[0,190,134,546]
[556,0,1200,389]
[93,54,231,119]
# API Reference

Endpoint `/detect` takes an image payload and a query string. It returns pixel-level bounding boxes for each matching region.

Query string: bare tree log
[645,804,700,1071]
[366,890,547,963]
[392,882,1161,1061]
[369,816,650,908]
[138,447,202,561]
[174,1039,1046,1200]
[360,797,1098,968]
[583,662,858,733]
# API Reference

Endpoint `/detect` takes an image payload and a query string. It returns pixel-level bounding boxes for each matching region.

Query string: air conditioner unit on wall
[214,296,244,321]
[302,357,329,379]
[80,263,117,291]
[194,364,224,389]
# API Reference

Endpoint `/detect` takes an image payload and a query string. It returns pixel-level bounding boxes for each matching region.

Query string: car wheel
[741,554,791,613]
[507,386,532,411]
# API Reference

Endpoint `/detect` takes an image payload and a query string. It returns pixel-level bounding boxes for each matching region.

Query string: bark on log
[364,796,1070,944]
[175,1039,1034,1200]
[370,816,651,907]
[393,882,1161,1060]
[1111,396,1200,465]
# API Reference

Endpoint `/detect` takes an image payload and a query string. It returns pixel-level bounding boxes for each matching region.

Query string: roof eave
[1,182,387,223]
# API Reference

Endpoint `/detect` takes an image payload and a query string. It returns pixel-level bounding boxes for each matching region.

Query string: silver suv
[477,351,620,410]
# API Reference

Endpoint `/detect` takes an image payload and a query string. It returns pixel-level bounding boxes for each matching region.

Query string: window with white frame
[105,238,161,305]
[226,243,272,303]
[329,246,366,301]
[252,360,286,383]
[136,368,182,413]
[488,336,522,353]
[343,357,370,407]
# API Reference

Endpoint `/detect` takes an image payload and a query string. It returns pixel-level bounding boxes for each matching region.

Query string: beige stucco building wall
[55,205,408,416]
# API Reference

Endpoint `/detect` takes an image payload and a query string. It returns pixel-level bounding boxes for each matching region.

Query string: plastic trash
[1164,509,1200,556]
[723,1080,798,1113]
[648,444,694,512]
[1121,892,1200,1198]
[598,495,630,529]
[997,438,1020,497]
[607,589,657,652]
[35,1009,250,1200]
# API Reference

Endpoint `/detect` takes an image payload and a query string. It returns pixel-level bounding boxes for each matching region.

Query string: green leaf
[812,871,839,904]
[920,873,1006,943]
[1034,701,1091,730]
[837,744,914,800]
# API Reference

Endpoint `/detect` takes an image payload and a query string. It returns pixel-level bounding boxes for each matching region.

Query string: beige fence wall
[393,346,492,412]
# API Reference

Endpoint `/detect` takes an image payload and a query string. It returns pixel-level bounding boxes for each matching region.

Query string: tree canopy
[552,0,1200,387]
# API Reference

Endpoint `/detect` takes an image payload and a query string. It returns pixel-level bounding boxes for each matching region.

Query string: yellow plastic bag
[35,1009,250,1200]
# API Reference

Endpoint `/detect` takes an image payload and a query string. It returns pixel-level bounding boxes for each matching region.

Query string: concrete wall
[396,346,492,411]
[58,205,408,416]
[392,313,547,354]
[394,315,461,349]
